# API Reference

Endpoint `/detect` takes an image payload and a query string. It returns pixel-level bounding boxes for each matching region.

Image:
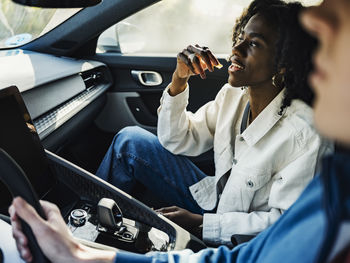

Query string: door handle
[131,70,163,86]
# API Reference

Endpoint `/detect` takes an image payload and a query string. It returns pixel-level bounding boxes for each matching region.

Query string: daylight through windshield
[0,0,80,48]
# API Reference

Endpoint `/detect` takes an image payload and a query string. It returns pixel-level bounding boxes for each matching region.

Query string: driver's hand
[9,197,78,263]
[155,206,203,238]
[9,197,115,263]
[175,44,221,80]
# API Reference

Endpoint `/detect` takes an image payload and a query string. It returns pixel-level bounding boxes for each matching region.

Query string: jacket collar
[241,88,286,147]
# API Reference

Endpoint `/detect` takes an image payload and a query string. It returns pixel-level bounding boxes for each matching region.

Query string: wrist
[195,214,203,226]
[192,225,203,240]
[169,71,189,96]
[73,243,116,263]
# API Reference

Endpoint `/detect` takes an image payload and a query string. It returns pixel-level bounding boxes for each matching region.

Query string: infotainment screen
[0,86,55,212]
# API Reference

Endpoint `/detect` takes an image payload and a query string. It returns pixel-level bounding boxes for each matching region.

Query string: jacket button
[232,158,237,165]
[247,180,254,188]
[239,136,244,141]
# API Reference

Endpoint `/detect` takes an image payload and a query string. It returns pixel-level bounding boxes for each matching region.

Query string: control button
[247,180,254,188]
[121,231,133,240]
[69,209,88,227]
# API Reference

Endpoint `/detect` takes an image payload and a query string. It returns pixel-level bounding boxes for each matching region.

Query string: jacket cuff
[159,83,189,112]
[203,213,221,244]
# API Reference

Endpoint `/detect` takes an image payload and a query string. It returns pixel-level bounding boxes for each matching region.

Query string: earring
[272,75,278,88]
[272,74,285,89]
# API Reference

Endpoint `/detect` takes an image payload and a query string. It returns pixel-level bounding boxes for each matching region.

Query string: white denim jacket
[157,83,330,246]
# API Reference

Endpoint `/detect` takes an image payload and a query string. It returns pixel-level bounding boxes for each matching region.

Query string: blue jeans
[96,126,206,214]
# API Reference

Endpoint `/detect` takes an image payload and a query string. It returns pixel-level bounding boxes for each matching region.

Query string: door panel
[95,91,158,134]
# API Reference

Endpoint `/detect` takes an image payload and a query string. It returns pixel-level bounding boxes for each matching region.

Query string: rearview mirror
[11,0,102,8]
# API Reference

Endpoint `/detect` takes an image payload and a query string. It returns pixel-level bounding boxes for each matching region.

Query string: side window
[97,0,248,56]
[96,0,321,56]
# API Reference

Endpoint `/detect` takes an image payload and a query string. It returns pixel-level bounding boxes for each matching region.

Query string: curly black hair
[232,0,317,115]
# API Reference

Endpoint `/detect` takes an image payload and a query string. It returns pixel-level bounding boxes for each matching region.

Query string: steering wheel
[0,148,49,263]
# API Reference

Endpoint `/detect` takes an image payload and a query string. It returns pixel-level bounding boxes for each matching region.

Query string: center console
[67,199,169,253]
[45,150,206,253]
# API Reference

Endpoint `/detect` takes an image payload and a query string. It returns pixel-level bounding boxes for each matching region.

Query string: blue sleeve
[115,251,153,263]
[114,247,240,263]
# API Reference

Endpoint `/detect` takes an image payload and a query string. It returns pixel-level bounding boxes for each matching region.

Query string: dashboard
[0,49,112,150]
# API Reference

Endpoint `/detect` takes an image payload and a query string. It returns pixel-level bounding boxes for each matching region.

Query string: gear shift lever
[97,198,123,231]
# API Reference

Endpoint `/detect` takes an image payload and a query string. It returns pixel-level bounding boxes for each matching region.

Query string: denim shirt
[115,152,350,263]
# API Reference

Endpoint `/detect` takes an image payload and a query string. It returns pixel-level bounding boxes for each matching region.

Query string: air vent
[80,69,104,90]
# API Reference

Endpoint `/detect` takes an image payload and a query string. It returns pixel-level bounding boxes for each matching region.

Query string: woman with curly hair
[96,0,330,246]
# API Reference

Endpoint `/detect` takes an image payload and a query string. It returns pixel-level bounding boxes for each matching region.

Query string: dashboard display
[0,86,55,211]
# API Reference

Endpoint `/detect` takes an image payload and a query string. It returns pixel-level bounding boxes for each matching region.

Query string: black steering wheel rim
[0,148,50,263]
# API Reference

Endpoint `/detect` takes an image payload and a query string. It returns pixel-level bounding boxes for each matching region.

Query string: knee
[113,126,157,152]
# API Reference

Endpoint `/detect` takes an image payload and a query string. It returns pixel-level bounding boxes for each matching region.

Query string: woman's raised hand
[169,45,221,96]
[176,44,221,79]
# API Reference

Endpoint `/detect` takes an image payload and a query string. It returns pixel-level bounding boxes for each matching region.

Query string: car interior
[0,0,320,261]
[0,0,232,261]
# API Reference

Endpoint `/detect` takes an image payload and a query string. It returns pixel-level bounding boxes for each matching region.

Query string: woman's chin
[228,77,243,88]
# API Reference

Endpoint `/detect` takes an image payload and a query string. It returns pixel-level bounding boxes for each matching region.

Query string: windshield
[0,0,80,49]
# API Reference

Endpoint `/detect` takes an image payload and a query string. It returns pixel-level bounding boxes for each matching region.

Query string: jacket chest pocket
[228,167,271,212]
